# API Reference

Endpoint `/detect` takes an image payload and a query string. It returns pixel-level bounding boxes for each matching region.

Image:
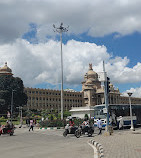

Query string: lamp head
[127,92,133,97]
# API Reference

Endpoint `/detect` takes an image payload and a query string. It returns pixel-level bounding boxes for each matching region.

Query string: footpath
[93,128,141,158]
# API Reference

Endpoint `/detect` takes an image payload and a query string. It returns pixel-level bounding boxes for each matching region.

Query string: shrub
[39,119,66,128]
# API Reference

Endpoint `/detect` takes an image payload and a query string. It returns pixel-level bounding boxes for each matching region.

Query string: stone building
[1,62,141,113]
[82,63,141,106]
[24,87,84,112]
[0,62,13,76]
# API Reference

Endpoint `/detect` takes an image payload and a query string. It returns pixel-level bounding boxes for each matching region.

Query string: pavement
[14,125,141,158]
[1,125,94,158]
[93,128,141,158]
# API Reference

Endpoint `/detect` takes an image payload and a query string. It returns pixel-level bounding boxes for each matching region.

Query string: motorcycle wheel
[10,133,13,136]
[88,130,93,137]
[63,130,67,137]
[75,130,81,138]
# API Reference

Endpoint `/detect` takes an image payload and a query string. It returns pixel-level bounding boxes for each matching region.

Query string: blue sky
[22,23,141,93]
[0,0,141,97]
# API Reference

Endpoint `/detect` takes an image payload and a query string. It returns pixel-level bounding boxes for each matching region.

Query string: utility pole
[127,92,134,131]
[103,61,109,131]
[53,23,69,120]
[11,90,15,123]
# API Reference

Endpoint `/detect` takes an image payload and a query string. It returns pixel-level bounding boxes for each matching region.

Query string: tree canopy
[0,75,27,116]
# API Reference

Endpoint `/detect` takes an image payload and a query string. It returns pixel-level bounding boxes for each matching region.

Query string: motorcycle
[75,125,94,137]
[63,124,81,138]
[0,125,15,136]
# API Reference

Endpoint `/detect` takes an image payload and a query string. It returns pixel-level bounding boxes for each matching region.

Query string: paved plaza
[94,128,141,158]
[1,125,141,158]
[0,126,94,158]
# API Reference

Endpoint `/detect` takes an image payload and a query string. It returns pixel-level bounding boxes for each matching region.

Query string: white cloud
[1,0,141,43]
[122,87,141,98]
[0,39,141,89]
[0,39,109,87]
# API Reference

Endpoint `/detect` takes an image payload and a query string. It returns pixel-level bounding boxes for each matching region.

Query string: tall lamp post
[127,92,134,131]
[103,61,109,132]
[11,90,16,123]
[53,23,69,120]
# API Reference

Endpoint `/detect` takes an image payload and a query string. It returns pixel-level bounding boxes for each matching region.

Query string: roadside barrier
[89,139,104,158]
[39,127,64,130]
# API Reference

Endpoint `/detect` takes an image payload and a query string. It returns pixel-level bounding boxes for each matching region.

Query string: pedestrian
[29,119,34,132]
[26,118,30,127]
[97,118,102,135]
[119,116,123,130]
[33,119,37,127]
[19,118,23,128]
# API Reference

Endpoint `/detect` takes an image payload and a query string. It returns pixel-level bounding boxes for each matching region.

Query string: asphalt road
[0,127,95,158]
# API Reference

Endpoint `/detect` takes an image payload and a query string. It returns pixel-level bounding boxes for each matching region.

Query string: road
[0,127,95,158]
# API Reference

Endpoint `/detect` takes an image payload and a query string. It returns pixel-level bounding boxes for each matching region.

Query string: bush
[39,119,66,128]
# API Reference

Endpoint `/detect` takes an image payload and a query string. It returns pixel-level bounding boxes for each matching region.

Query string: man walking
[97,118,102,135]
[29,119,34,132]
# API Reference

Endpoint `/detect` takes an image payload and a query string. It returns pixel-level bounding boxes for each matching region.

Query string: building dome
[86,78,93,84]
[87,69,96,75]
[87,63,98,80]
[0,62,13,75]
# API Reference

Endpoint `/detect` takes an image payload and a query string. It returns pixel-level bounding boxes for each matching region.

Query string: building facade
[0,62,13,76]
[24,87,84,112]
[82,63,141,106]
[1,62,141,113]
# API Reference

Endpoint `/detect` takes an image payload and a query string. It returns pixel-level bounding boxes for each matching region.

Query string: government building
[1,62,141,113]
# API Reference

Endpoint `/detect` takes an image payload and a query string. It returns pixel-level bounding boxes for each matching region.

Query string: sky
[0,0,141,97]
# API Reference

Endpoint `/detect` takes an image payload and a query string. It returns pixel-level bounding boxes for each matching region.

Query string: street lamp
[17,106,23,126]
[53,23,69,120]
[11,90,16,123]
[127,92,134,131]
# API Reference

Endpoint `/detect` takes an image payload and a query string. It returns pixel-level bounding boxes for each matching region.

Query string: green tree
[0,75,27,116]
[84,114,89,120]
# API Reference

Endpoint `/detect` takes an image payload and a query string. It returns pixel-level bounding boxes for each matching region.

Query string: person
[33,119,37,127]
[69,118,74,133]
[26,118,30,127]
[97,118,102,135]
[19,118,23,128]
[3,121,10,133]
[29,119,34,132]
[82,119,89,133]
[119,116,123,130]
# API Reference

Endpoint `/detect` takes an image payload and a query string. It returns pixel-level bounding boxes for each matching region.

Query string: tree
[0,75,27,116]
[84,114,89,120]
